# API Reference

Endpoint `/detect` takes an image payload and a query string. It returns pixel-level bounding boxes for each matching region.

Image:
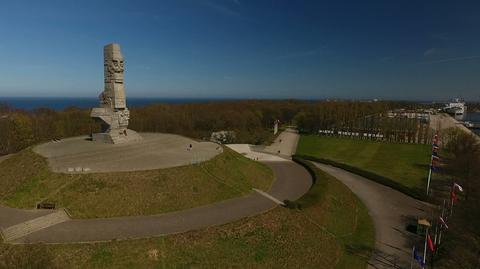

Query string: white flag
[454,183,464,192]
[439,216,449,229]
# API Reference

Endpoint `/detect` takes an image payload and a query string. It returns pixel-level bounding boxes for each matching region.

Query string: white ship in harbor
[443,98,466,116]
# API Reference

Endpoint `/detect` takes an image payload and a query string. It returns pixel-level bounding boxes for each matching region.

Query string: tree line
[431,129,480,268]
[294,101,434,144]
[1,100,424,155]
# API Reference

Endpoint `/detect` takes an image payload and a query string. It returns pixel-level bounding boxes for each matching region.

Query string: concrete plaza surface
[34,133,223,173]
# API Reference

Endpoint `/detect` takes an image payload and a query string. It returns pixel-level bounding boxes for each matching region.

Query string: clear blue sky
[0,0,479,100]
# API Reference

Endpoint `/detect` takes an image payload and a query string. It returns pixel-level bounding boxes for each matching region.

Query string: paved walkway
[0,206,57,230]
[226,144,287,162]
[1,130,312,244]
[7,161,310,244]
[227,128,300,162]
[262,128,300,157]
[1,210,69,242]
[314,163,430,269]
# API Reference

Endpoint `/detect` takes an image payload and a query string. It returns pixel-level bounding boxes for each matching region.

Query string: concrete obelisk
[90,43,141,144]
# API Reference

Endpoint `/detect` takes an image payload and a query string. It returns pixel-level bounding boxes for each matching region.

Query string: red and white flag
[439,216,449,229]
[451,190,458,204]
[453,183,464,192]
[433,134,440,145]
[427,233,436,252]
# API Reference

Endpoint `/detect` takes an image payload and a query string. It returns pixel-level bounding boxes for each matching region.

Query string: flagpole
[423,227,428,265]
[410,246,414,269]
[426,167,432,195]
[441,199,446,218]
[450,183,455,216]
[427,133,439,196]
[450,199,454,216]
[438,199,446,245]
[438,229,443,246]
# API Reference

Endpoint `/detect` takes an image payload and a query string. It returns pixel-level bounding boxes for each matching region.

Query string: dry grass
[0,147,273,218]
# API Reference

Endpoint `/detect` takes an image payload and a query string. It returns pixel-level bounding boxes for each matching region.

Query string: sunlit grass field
[297,135,431,194]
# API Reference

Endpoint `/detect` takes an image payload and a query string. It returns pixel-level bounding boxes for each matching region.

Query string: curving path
[0,154,12,164]
[314,163,431,269]
[0,130,312,244]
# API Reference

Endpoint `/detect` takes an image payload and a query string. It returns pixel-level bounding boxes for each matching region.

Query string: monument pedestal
[92,129,142,144]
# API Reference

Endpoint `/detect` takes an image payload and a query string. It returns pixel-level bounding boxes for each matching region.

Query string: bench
[37,202,56,209]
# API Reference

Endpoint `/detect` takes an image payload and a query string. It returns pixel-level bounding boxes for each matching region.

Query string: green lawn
[297,135,431,195]
[0,161,374,269]
[0,147,273,218]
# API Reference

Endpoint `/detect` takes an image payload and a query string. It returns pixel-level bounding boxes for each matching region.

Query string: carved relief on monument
[104,44,125,84]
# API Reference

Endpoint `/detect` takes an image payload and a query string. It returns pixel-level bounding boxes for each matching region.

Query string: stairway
[0,210,70,242]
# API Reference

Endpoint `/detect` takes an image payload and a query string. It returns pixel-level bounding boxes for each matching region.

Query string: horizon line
[0,96,470,103]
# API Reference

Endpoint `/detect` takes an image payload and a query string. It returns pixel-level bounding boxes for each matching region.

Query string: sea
[456,113,480,136]
[0,97,230,111]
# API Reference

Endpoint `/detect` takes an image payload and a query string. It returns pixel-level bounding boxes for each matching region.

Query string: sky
[0,0,479,100]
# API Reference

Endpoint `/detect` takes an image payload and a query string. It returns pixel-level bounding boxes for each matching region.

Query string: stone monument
[273,120,280,135]
[90,43,142,144]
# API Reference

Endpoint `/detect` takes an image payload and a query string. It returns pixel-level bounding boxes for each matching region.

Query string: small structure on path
[210,131,236,144]
[274,120,280,135]
[90,43,142,144]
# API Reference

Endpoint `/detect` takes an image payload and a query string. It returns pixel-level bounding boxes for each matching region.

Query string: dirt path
[0,154,12,164]
[314,163,430,269]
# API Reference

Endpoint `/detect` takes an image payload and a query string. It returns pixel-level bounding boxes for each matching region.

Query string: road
[314,163,430,269]
[227,128,301,162]
[263,128,300,157]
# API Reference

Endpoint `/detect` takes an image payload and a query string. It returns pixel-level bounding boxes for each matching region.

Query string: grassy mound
[0,147,273,218]
[297,135,431,198]
[1,159,374,268]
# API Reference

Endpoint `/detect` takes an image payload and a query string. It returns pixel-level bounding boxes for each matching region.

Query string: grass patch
[0,147,273,218]
[297,135,431,199]
[0,157,374,268]
[294,157,375,269]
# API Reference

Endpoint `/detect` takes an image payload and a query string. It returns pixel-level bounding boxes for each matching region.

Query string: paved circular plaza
[34,133,223,173]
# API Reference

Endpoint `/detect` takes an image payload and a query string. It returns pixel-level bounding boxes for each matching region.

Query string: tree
[444,130,480,201]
